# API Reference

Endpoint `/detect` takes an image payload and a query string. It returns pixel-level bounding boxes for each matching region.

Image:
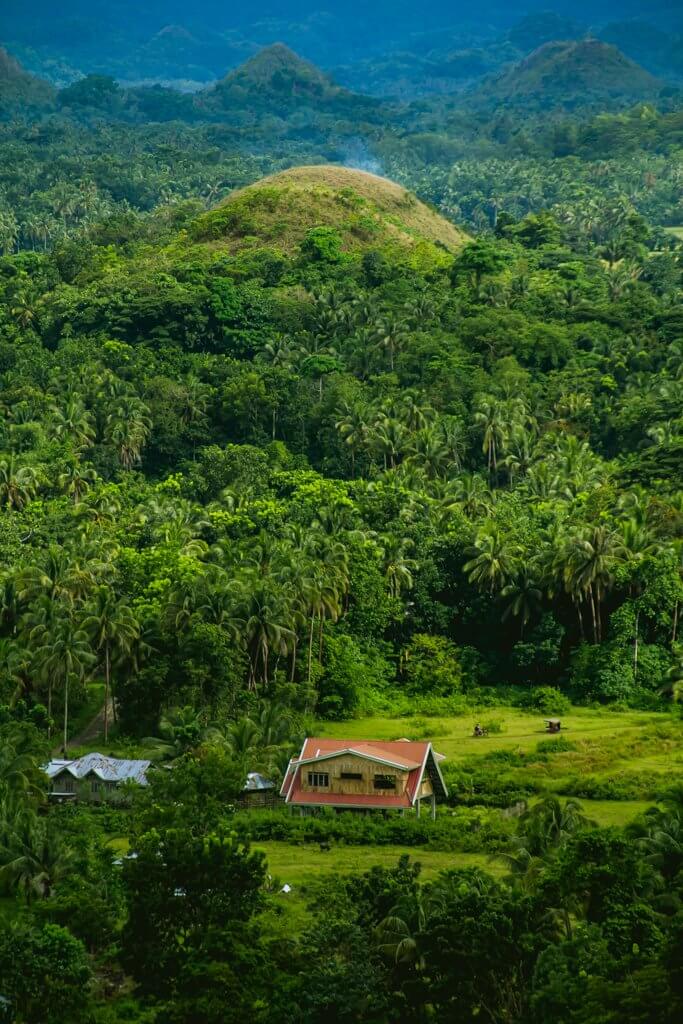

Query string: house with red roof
[280,737,448,817]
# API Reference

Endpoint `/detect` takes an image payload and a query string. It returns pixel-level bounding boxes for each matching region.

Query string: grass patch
[255,841,500,886]
[316,707,668,761]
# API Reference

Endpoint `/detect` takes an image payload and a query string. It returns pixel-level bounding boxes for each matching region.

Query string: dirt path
[52,698,115,755]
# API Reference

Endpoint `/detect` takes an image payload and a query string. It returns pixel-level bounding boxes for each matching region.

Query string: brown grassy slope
[190,164,469,256]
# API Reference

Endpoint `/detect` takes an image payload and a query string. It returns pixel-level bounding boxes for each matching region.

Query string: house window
[61,778,74,793]
[374,774,397,790]
[91,780,100,794]
[340,771,363,780]
[307,772,329,787]
[105,782,117,793]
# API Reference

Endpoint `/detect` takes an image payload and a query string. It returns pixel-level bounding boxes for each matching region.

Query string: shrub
[557,772,663,801]
[318,634,391,719]
[534,736,577,754]
[300,226,345,263]
[521,686,571,715]
[232,806,513,854]
[480,718,505,735]
[403,634,462,696]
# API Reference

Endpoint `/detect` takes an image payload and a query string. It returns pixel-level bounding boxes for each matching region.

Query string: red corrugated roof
[284,737,438,809]
[300,737,429,763]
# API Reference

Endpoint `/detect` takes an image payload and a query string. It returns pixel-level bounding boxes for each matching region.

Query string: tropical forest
[0,0,682,1021]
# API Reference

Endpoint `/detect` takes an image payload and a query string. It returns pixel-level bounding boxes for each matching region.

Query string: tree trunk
[672,601,679,645]
[589,587,599,644]
[633,608,640,682]
[63,673,69,756]
[318,616,324,665]
[307,614,315,682]
[47,682,52,739]
[576,601,584,640]
[290,636,298,682]
[104,644,110,743]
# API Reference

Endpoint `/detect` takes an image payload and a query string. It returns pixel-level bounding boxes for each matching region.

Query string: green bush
[557,772,663,801]
[480,717,505,735]
[403,634,463,696]
[534,736,577,754]
[521,687,572,715]
[300,226,345,263]
[232,806,513,853]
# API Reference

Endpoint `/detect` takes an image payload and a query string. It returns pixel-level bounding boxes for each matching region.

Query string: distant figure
[473,723,485,738]
[545,718,561,734]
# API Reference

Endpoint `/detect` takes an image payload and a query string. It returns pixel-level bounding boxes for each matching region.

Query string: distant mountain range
[467,39,662,111]
[0,46,54,110]
[0,35,671,124]
[2,4,682,95]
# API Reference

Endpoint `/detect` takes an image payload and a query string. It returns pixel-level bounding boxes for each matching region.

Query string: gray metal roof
[45,752,150,785]
[243,772,275,791]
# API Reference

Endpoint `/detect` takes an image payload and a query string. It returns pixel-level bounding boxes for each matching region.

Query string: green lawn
[255,841,501,886]
[578,799,654,828]
[315,707,666,762]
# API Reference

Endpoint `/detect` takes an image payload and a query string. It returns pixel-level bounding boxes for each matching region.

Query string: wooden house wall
[300,752,412,797]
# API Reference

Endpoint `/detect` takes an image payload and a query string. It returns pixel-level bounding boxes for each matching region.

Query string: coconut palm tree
[0,456,39,510]
[501,569,543,637]
[17,544,95,606]
[562,526,626,642]
[31,614,95,753]
[57,464,99,503]
[48,398,95,449]
[465,528,520,597]
[474,396,506,478]
[380,536,418,599]
[81,588,140,742]
[335,402,369,478]
[0,818,74,902]
[105,397,152,470]
[144,706,204,760]
[371,317,408,372]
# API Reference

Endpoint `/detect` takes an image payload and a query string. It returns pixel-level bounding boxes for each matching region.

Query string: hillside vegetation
[190,164,469,258]
[472,39,660,110]
[0,10,681,1023]
[0,47,55,111]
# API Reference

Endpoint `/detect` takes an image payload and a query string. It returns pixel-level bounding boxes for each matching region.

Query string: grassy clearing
[316,707,666,762]
[318,706,682,805]
[577,799,655,827]
[255,841,500,886]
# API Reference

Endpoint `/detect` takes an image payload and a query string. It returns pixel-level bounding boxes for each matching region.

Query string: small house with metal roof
[44,753,150,803]
[280,738,447,817]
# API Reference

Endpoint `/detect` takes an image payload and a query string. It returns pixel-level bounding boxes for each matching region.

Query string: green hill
[0,47,55,111]
[472,39,660,111]
[197,43,378,117]
[188,164,469,262]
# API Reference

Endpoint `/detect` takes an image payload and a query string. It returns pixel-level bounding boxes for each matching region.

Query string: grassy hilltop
[190,163,470,261]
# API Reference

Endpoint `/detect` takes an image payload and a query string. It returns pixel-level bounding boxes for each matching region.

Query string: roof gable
[298,745,421,771]
[282,737,448,807]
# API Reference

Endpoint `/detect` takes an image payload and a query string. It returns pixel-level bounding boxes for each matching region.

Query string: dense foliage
[0,5,681,1020]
